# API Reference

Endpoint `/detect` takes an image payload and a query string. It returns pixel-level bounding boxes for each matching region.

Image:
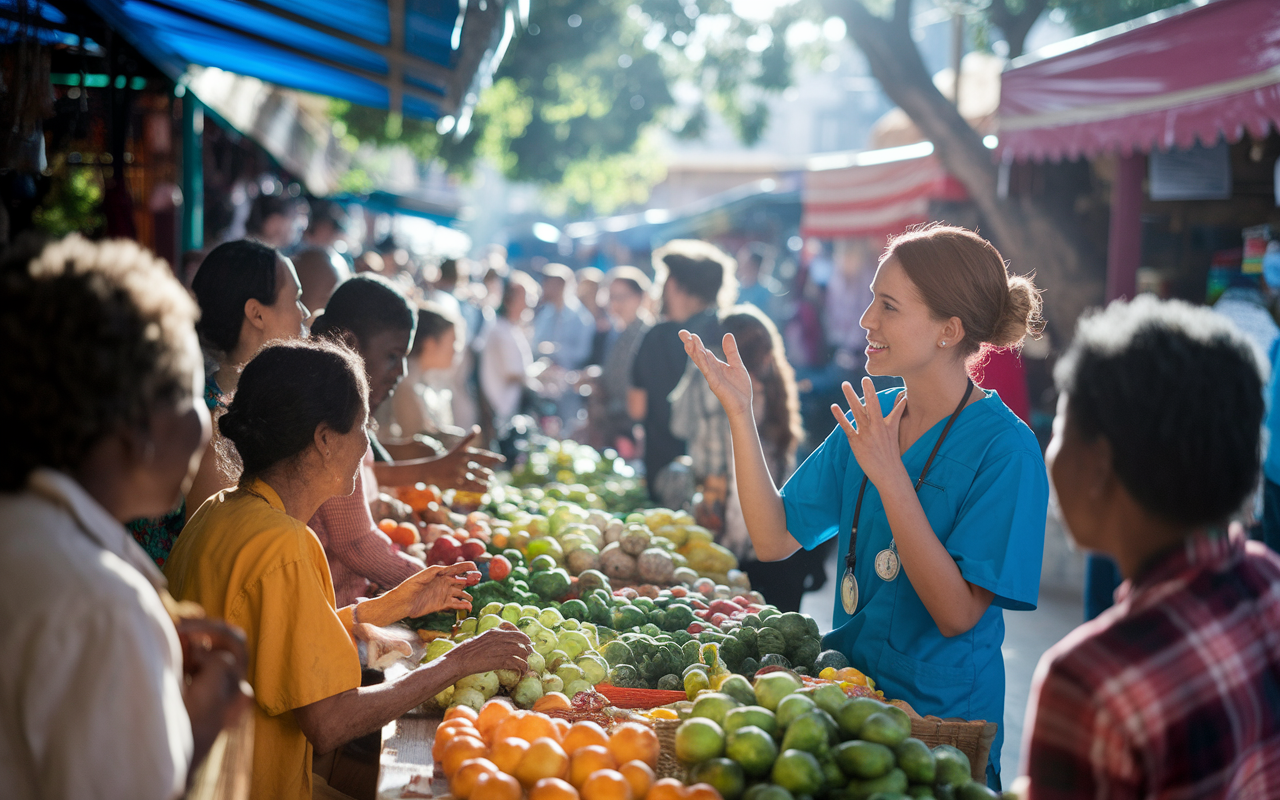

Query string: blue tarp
[81,0,490,120]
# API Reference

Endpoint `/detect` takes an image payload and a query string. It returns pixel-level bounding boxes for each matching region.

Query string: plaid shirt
[1020,529,1280,799]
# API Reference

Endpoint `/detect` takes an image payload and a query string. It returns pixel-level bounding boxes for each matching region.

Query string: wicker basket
[909,716,997,782]
[652,718,688,783]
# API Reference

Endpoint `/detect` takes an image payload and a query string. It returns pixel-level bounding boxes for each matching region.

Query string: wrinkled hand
[446,623,533,674]
[680,331,753,420]
[392,561,481,619]
[431,428,503,492]
[832,376,909,489]
[176,618,253,765]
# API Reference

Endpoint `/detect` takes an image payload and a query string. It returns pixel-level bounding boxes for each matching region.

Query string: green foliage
[330,0,820,215]
[33,162,103,238]
[1050,0,1188,33]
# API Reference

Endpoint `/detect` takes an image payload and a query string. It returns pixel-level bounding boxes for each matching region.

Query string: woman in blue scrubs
[680,225,1048,788]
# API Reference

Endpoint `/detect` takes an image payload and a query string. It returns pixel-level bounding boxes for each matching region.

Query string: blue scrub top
[780,387,1047,776]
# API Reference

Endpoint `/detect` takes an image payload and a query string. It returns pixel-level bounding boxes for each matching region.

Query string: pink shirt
[309,446,423,607]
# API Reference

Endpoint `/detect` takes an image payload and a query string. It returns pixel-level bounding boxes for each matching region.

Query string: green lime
[835,697,886,738]
[770,749,824,795]
[725,725,779,778]
[820,757,847,790]
[906,786,936,799]
[689,758,745,800]
[692,692,743,726]
[753,671,802,711]
[932,745,971,787]
[723,706,778,738]
[675,717,726,764]
[853,766,907,797]
[893,738,936,784]
[859,711,909,748]
[833,740,895,780]
[956,781,998,800]
[780,711,832,756]
[718,674,758,706]
[743,785,794,800]
[775,693,817,729]
[684,669,711,700]
[811,683,850,717]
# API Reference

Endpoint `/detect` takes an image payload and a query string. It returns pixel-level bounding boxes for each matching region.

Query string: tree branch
[989,0,1049,59]
[893,0,912,32]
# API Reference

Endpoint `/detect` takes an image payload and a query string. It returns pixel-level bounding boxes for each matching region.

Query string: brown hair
[884,223,1042,357]
[653,239,738,313]
[721,305,804,478]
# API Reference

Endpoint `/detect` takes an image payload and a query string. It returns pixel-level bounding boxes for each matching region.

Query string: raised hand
[391,561,479,619]
[446,623,533,674]
[432,428,502,492]
[680,331,753,420]
[831,376,909,488]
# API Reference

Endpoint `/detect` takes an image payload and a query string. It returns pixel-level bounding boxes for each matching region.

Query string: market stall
[364,439,999,800]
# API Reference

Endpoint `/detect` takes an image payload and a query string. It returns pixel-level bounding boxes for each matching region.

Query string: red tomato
[489,555,512,581]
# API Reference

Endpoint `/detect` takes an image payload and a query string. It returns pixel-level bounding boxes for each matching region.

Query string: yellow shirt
[165,480,361,800]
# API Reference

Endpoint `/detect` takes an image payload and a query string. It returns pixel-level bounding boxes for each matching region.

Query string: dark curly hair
[217,338,368,483]
[0,235,201,491]
[191,239,281,354]
[1055,295,1265,526]
[310,273,415,347]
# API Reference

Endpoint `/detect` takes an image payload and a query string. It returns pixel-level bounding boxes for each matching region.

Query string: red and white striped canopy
[801,149,967,239]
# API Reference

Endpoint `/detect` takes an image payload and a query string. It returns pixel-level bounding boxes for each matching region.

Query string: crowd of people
[1,218,1278,800]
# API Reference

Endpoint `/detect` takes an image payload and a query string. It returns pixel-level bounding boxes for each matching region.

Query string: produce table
[377,712,442,800]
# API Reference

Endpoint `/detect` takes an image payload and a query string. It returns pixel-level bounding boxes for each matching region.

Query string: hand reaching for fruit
[382,561,481,621]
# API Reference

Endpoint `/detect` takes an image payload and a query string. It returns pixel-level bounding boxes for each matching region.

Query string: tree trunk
[828,0,1104,344]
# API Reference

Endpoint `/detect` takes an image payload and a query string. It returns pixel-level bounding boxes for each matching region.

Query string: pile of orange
[436,700,723,800]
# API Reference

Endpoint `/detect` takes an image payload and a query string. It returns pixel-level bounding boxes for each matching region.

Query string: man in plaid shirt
[1023,296,1280,799]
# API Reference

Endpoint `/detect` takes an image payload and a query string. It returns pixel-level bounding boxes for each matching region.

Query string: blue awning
[331,189,458,225]
[81,0,518,121]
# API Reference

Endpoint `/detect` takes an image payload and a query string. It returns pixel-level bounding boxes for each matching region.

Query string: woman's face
[138,334,213,517]
[260,257,309,343]
[418,327,458,372]
[329,400,370,498]
[1045,392,1104,552]
[608,283,643,326]
[360,327,413,411]
[859,257,951,378]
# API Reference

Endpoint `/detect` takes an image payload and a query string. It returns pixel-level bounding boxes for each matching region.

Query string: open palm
[680,331,753,419]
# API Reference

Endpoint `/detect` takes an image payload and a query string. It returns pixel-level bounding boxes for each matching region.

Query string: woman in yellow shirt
[166,338,531,800]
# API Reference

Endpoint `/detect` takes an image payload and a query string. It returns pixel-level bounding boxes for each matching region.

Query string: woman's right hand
[680,331,753,420]
[446,623,533,674]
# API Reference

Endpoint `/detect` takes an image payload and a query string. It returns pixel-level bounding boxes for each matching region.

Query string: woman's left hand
[831,376,909,489]
[391,561,480,619]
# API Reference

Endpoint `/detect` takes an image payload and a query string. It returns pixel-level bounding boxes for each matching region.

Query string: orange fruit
[473,772,523,800]
[378,518,399,534]
[581,769,633,800]
[561,721,610,755]
[567,745,617,788]
[477,698,516,742]
[646,778,688,800]
[514,736,570,788]
[433,720,480,761]
[552,717,572,742]
[533,692,572,713]
[529,777,580,800]
[442,735,489,778]
[608,723,660,769]
[446,705,481,723]
[451,758,499,799]
[685,783,722,800]
[619,760,654,800]
[489,737,531,774]
[493,710,531,743]
[515,712,558,744]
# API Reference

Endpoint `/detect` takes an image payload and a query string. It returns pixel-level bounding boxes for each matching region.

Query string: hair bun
[989,275,1044,349]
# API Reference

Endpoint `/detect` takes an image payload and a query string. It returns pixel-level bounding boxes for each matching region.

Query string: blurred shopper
[183,240,310,528]
[577,266,612,365]
[246,192,307,251]
[165,339,532,800]
[1022,296,1280,798]
[596,267,653,457]
[430,258,481,430]
[482,272,541,460]
[293,201,352,314]
[533,263,594,433]
[0,235,250,799]
[670,305,828,611]
[630,240,736,497]
[388,302,467,445]
[735,243,781,319]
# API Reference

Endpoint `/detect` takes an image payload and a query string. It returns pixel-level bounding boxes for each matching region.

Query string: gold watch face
[874,548,900,581]
[841,568,859,614]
